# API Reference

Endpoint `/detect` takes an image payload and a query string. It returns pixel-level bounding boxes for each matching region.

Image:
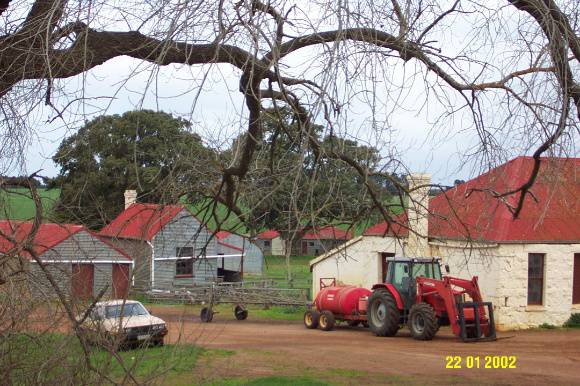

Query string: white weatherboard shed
[310,157,580,330]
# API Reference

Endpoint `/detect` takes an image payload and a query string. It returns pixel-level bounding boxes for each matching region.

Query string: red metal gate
[112,263,130,299]
[71,263,94,300]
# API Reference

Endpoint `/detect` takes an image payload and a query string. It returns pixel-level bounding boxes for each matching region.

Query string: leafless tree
[0,0,578,382]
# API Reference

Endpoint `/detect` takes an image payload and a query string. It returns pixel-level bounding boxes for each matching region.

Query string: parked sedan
[79,300,168,348]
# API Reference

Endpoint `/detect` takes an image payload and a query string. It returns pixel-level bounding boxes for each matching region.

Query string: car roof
[95,300,142,307]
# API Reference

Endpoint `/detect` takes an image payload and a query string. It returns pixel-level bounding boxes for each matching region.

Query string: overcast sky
[9,0,578,186]
[16,54,482,186]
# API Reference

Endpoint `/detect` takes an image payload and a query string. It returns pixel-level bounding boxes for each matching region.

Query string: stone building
[310,157,580,329]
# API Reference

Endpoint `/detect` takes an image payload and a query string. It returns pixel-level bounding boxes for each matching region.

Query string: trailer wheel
[200,307,214,323]
[319,311,336,331]
[304,310,320,329]
[368,289,400,337]
[234,305,248,321]
[408,303,438,340]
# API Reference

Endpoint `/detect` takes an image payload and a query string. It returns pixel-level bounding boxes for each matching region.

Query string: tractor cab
[384,258,443,308]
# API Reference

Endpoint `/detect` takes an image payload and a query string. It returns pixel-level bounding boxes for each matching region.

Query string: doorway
[112,263,130,299]
[381,252,396,282]
[71,263,94,300]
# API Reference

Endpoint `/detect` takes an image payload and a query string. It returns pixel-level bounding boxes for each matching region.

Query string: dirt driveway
[151,306,580,385]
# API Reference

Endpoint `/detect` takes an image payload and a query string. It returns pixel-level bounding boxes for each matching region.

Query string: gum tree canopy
[0,0,578,222]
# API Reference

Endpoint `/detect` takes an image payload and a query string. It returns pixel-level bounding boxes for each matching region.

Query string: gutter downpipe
[147,241,155,290]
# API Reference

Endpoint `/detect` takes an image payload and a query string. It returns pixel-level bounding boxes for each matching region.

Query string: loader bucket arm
[416,276,496,342]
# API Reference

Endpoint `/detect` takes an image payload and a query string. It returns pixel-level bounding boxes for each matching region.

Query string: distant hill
[0,188,404,236]
[0,187,61,221]
[184,197,249,234]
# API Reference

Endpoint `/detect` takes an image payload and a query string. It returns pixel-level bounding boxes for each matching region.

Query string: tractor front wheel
[368,289,400,337]
[408,303,438,340]
[304,310,320,329]
[319,311,336,331]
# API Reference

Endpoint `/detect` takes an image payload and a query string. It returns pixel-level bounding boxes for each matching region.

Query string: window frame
[527,253,545,306]
[175,246,195,278]
[573,253,580,305]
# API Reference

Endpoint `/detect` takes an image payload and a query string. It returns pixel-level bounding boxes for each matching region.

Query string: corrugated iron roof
[302,226,353,240]
[256,229,280,240]
[364,156,580,242]
[99,203,185,241]
[0,220,131,260]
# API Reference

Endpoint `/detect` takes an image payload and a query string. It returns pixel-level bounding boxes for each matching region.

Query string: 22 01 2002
[445,355,517,369]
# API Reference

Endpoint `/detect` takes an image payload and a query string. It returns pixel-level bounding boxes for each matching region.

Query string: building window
[573,254,580,305]
[264,240,271,247]
[176,247,193,257]
[527,253,545,305]
[175,247,194,277]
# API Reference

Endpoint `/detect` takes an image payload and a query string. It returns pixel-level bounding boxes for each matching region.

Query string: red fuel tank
[314,286,372,316]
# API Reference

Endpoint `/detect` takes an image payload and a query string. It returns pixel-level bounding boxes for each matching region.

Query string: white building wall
[311,236,405,297]
[433,241,579,330]
[271,237,284,255]
[495,243,578,329]
[312,235,580,330]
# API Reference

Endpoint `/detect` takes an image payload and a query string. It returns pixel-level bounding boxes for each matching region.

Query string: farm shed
[100,201,225,291]
[299,226,353,256]
[255,229,284,255]
[214,231,264,274]
[310,157,580,330]
[0,221,132,299]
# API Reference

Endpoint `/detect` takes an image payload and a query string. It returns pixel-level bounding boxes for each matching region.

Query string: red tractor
[304,258,496,342]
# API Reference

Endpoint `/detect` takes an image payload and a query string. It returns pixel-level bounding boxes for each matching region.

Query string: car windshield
[105,303,148,318]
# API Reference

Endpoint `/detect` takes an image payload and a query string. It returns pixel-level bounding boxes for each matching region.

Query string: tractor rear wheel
[319,311,336,331]
[304,310,320,329]
[408,303,438,340]
[368,289,400,337]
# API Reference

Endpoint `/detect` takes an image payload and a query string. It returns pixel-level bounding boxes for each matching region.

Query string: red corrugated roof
[0,221,131,260]
[364,157,580,242]
[214,231,231,240]
[363,213,409,237]
[0,220,84,256]
[256,229,280,240]
[218,240,243,252]
[99,203,185,241]
[302,226,353,240]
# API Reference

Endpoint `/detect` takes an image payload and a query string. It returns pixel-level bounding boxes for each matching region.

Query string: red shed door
[71,263,94,300]
[573,254,580,304]
[112,263,130,299]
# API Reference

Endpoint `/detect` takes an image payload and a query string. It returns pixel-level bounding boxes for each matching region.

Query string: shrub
[563,313,580,328]
[538,323,557,329]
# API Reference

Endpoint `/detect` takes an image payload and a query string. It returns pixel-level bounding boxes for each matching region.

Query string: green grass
[0,187,60,220]
[184,197,249,233]
[1,332,205,384]
[247,255,312,290]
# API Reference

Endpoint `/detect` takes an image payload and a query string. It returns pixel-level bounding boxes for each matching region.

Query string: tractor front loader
[367,258,496,342]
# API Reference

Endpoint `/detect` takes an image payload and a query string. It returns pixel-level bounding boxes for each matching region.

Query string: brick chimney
[124,190,137,209]
[406,173,431,257]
